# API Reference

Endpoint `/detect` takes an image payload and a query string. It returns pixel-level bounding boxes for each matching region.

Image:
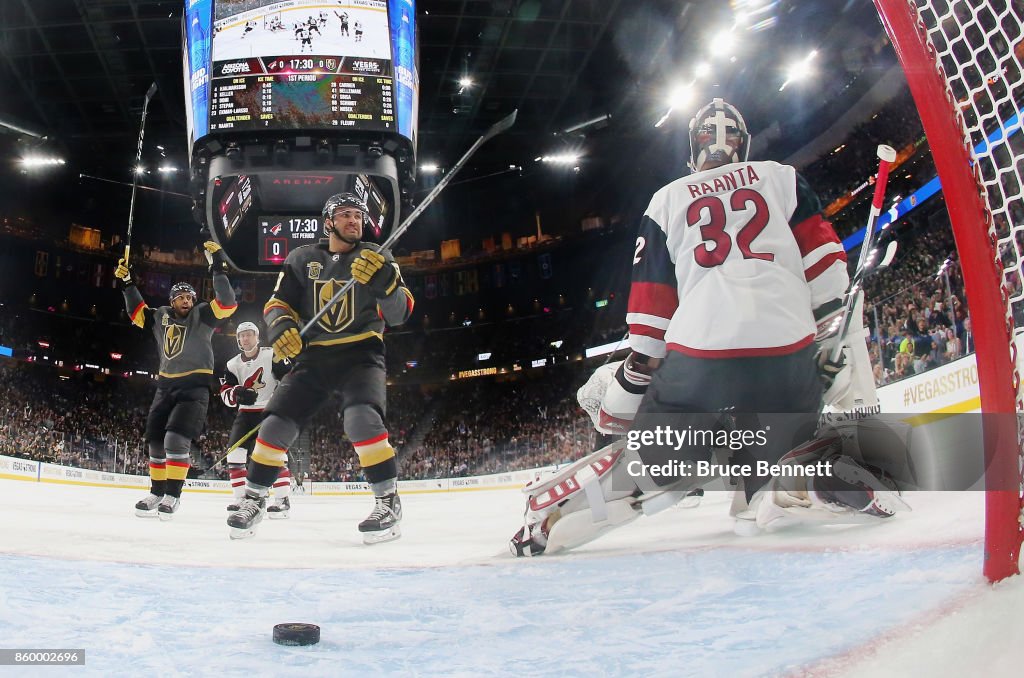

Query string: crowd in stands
[0,84,1011,483]
[801,92,926,207]
[0,357,593,483]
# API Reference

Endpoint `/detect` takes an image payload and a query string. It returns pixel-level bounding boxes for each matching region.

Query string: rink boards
[0,352,986,495]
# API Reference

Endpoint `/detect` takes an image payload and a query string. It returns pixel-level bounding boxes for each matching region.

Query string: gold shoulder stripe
[264,298,300,322]
[211,299,237,319]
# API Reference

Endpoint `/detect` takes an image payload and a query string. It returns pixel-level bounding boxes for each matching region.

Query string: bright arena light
[20,156,66,167]
[540,153,579,165]
[712,28,736,55]
[668,85,693,110]
[695,62,711,79]
[157,165,178,174]
[134,165,146,175]
[780,50,818,91]
[420,163,439,174]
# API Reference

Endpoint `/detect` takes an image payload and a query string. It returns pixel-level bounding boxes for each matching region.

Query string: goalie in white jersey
[510,99,907,556]
[219,322,292,516]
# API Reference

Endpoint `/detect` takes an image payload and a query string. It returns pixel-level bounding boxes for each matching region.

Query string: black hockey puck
[273,623,320,646]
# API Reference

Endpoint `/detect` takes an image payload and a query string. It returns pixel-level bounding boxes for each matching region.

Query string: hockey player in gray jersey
[219,321,292,515]
[227,192,414,542]
[115,241,237,519]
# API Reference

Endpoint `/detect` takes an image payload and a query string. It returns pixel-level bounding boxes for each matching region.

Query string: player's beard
[330,223,360,245]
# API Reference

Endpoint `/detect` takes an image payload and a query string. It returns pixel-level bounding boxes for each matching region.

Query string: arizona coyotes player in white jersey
[222,345,285,412]
[507,102,905,558]
[219,322,292,516]
[627,98,848,507]
[628,110,847,358]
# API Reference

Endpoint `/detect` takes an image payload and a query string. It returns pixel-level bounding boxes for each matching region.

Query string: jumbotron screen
[185,0,417,147]
[257,175,389,265]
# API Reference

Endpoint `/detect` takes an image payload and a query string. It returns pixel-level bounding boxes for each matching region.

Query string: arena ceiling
[0,0,897,244]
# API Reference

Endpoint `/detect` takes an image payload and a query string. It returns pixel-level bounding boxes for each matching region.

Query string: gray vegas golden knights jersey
[132,303,224,387]
[265,239,414,352]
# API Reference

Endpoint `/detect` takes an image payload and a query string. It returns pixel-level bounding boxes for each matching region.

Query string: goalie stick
[828,144,898,363]
[123,82,158,267]
[300,109,518,337]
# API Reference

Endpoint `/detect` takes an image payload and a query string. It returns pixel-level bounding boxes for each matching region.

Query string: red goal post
[873,0,1023,581]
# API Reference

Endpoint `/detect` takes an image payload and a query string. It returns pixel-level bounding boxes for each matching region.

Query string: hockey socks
[228,463,247,501]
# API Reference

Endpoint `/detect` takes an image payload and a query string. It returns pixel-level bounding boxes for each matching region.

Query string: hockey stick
[209,423,260,469]
[828,144,897,363]
[299,110,519,337]
[123,82,159,267]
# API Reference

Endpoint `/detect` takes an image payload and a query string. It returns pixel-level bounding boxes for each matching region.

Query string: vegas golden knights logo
[314,279,355,333]
[163,324,186,360]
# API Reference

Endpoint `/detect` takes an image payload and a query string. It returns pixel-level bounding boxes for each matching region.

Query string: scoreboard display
[259,215,320,265]
[255,174,390,265]
[185,0,417,148]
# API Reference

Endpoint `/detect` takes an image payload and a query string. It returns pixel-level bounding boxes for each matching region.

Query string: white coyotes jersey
[225,347,282,411]
[628,160,847,358]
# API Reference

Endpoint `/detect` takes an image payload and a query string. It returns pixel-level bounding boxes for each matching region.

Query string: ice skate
[226,501,241,512]
[358,493,401,544]
[267,496,290,520]
[227,495,266,540]
[157,495,180,521]
[135,493,162,518]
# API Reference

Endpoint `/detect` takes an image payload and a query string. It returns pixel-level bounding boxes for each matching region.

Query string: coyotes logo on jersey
[242,366,265,391]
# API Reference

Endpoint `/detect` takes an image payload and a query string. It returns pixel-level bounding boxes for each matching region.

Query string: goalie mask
[236,321,260,352]
[688,98,751,172]
[169,282,197,303]
[322,192,369,242]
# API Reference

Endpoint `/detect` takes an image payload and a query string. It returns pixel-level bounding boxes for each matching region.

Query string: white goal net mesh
[911,0,1024,398]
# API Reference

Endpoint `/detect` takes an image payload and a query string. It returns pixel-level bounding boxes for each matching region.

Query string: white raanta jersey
[224,347,282,411]
[627,160,848,358]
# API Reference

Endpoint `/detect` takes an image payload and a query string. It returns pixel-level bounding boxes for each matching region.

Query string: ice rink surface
[1,480,1021,677]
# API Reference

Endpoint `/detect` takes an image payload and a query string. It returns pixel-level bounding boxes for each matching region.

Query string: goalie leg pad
[511,441,703,556]
[541,497,643,555]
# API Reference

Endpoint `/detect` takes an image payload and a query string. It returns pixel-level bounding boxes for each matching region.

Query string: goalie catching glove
[577,353,652,435]
[268,318,303,362]
[351,249,398,297]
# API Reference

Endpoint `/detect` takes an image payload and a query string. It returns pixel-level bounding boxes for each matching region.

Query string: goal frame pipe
[874,0,1022,581]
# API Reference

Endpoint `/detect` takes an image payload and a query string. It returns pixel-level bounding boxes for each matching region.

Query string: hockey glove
[816,348,847,391]
[268,318,303,362]
[236,387,259,406]
[351,249,398,297]
[203,240,229,274]
[114,257,134,287]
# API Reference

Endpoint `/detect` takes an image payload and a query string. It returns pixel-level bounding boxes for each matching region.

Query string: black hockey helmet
[688,98,751,172]
[169,282,197,302]
[322,192,369,237]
